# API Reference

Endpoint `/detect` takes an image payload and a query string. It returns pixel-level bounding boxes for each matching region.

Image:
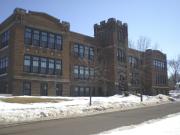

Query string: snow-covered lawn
[0,94,174,125]
[94,112,180,135]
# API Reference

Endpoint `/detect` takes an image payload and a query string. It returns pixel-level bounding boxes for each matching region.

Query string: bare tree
[168,56,180,85]
[136,36,151,51]
[128,39,135,49]
[152,43,159,50]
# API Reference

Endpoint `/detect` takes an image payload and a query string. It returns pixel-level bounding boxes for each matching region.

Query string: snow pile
[169,90,180,99]
[0,94,173,125]
[94,113,180,135]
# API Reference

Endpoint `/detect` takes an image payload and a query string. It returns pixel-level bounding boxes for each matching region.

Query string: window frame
[55,59,62,75]
[24,55,31,72]
[55,35,62,50]
[32,29,40,46]
[40,57,47,74]
[40,83,48,96]
[32,56,39,73]
[48,33,55,49]
[48,59,55,75]
[23,81,31,96]
[40,31,48,48]
[24,27,32,45]
[56,83,63,96]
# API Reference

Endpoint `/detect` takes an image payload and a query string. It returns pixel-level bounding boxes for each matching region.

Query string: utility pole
[140,89,143,102]
[89,88,92,106]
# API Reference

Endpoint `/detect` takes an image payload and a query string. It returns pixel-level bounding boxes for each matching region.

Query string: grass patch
[0,97,68,104]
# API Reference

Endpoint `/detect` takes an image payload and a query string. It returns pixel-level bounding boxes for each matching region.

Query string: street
[0,102,180,135]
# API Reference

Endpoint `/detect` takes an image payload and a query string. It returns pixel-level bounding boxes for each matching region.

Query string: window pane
[32,56,39,73]
[85,67,89,79]
[48,33,55,49]
[56,84,63,96]
[90,68,95,78]
[89,47,94,61]
[79,66,84,79]
[85,87,90,96]
[41,32,48,47]
[25,28,32,45]
[79,87,84,96]
[74,87,79,96]
[79,45,84,58]
[24,55,31,72]
[23,82,31,95]
[40,83,48,96]
[84,46,89,57]
[73,65,79,78]
[40,58,47,74]
[55,60,62,75]
[74,44,79,54]
[33,30,40,46]
[48,59,55,74]
[56,35,62,50]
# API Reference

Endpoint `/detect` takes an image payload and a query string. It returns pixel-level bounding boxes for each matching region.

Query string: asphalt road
[0,102,180,135]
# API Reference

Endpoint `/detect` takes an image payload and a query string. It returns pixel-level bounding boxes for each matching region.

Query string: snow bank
[0,94,173,125]
[169,90,180,99]
[94,113,180,135]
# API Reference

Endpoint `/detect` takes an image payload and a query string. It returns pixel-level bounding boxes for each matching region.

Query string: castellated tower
[94,18,128,95]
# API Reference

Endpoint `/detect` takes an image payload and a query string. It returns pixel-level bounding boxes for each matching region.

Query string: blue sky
[0,0,179,60]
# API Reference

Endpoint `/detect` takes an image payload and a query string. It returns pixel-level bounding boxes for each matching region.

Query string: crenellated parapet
[94,18,127,36]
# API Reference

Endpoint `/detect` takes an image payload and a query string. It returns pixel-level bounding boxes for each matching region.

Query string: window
[73,86,91,97]
[40,83,48,96]
[73,44,79,55]
[85,67,89,79]
[0,80,8,94]
[24,28,32,45]
[79,87,84,96]
[32,56,39,73]
[24,55,62,75]
[40,58,47,74]
[129,56,138,68]
[118,30,125,42]
[153,59,166,70]
[4,57,8,73]
[23,81,31,95]
[73,65,94,80]
[79,45,84,58]
[73,44,94,61]
[55,35,62,50]
[0,57,8,74]
[85,87,90,96]
[48,33,55,49]
[24,27,63,50]
[89,47,94,61]
[84,46,89,58]
[117,49,126,63]
[56,84,63,96]
[48,59,55,74]
[23,55,31,73]
[79,66,84,79]
[41,32,48,47]
[74,87,79,96]
[33,30,40,46]
[1,30,9,48]
[90,68,95,78]
[73,65,79,79]
[55,60,62,75]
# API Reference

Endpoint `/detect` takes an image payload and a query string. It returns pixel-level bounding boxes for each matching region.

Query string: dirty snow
[94,113,180,135]
[0,94,174,125]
